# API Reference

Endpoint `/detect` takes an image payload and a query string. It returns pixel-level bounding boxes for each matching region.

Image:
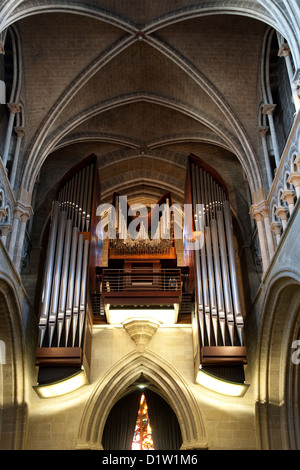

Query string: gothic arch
[0,276,26,449]
[77,349,207,450]
[257,272,300,449]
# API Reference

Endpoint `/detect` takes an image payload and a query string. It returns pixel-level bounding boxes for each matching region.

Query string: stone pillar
[257,126,273,187]
[0,39,5,104]
[250,206,269,272]
[8,210,20,259]
[278,44,300,114]
[281,189,296,215]
[262,104,280,168]
[275,206,289,230]
[2,103,21,168]
[14,212,30,272]
[0,224,12,248]
[9,127,25,190]
[260,204,275,259]
[271,222,282,246]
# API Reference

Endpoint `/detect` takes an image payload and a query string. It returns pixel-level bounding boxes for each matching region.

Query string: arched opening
[101,387,182,450]
[257,275,300,449]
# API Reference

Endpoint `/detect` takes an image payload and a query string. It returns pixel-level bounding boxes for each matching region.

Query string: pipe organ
[186,155,247,384]
[35,155,100,387]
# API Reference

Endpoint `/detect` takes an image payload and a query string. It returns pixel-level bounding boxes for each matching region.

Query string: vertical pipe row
[38,161,94,350]
[190,161,244,348]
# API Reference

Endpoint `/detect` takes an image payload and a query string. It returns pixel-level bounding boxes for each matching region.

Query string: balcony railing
[101,268,182,305]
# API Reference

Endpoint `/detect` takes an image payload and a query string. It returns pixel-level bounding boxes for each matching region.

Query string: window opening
[131,394,154,450]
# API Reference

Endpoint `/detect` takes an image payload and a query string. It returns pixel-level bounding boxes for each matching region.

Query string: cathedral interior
[1,0,300,451]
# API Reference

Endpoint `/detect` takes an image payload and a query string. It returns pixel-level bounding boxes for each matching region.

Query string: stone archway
[0,277,26,450]
[257,274,300,450]
[77,349,207,450]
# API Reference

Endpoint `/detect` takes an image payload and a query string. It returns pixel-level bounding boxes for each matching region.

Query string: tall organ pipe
[86,163,94,232]
[48,210,67,346]
[211,218,226,345]
[72,234,83,346]
[223,201,244,345]
[65,227,78,346]
[57,219,73,346]
[79,239,89,347]
[216,209,235,345]
[38,201,60,347]
[191,164,205,345]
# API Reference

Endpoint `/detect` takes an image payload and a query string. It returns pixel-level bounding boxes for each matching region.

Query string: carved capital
[278,43,290,58]
[262,103,277,115]
[271,221,282,235]
[7,102,21,114]
[288,172,300,187]
[14,127,25,139]
[257,126,269,137]
[281,189,296,205]
[0,224,12,237]
[250,201,270,220]
[275,206,289,221]
[0,207,7,221]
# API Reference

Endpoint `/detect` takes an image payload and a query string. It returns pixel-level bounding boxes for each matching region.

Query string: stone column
[262,104,280,168]
[250,206,269,272]
[0,224,12,248]
[281,189,296,215]
[8,209,21,259]
[0,40,5,104]
[275,206,289,230]
[278,44,300,114]
[271,222,282,246]
[260,203,275,259]
[14,212,30,272]
[2,103,21,168]
[257,126,273,187]
[9,127,25,190]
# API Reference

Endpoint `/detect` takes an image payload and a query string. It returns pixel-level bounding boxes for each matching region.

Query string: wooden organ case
[35,154,101,390]
[186,155,247,388]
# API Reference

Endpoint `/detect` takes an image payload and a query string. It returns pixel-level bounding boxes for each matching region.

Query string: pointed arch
[256,272,300,449]
[77,349,207,450]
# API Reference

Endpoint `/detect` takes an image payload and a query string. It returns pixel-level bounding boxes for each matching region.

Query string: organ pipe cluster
[38,162,94,349]
[190,161,244,348]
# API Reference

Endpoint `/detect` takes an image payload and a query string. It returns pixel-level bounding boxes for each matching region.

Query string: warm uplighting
[106,306,179,324]
[33,369,88,398]
[196,369,248,397]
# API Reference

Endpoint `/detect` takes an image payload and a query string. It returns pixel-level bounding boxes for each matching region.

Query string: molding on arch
[77,349,208,450]
[256,273,300,449]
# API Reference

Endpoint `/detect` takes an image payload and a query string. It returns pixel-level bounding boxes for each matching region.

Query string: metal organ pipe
[223,201,244,345]
[72,233,83,346]
[79,239,89,347]
[48,210,67,347]
[65,227,78,346]
[191,164,205,345]
[57,219,73,347]
[38,201,60,347]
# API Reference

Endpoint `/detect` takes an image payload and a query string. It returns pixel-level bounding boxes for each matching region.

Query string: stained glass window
[131,394,154,450]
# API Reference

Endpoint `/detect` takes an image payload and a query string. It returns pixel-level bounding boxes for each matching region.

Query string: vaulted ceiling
[6,2,274,244]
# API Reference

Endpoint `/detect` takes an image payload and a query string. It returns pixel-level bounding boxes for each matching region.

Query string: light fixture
[196,369,248,397]
[135,374,149,390]
[33,368,88,398]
